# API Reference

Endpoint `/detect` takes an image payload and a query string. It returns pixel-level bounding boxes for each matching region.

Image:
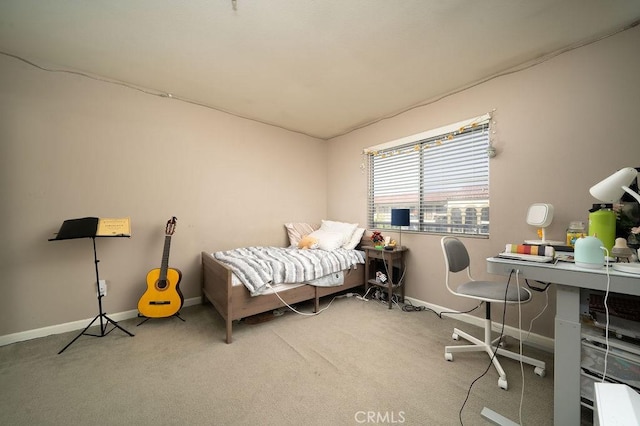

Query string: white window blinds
[366,115,491,236]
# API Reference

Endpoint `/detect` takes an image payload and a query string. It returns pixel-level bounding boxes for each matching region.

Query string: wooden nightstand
[362,245,407,309]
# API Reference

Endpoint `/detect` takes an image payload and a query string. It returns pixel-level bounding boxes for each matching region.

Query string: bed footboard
[201,251,234,343]
[201,251,317,343]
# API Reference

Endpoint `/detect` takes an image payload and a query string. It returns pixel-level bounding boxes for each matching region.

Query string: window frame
[365,114,491,237]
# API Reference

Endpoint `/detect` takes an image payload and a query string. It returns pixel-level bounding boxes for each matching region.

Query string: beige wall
[2,24,639,341]
[327,25,640,338]
[0,54,327,336]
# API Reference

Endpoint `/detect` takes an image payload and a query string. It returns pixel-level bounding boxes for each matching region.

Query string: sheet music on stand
[50,217,131,240]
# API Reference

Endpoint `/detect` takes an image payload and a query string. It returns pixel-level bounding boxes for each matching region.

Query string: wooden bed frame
[201,251,365,343]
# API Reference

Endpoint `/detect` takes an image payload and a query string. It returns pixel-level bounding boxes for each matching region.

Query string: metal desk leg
[554,284,582,425]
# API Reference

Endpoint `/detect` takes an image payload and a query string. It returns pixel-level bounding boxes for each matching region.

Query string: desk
[487,258,640,425]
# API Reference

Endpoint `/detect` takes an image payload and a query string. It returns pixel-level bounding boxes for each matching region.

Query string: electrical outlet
[98,280,107,297]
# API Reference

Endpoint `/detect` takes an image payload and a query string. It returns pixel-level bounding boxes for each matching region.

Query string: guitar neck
[159,235,172,281]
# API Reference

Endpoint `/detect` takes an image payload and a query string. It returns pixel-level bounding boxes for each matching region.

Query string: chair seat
[456,280,531,303]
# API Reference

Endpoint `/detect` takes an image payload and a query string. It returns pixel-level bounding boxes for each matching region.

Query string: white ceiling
[1,1,639,139]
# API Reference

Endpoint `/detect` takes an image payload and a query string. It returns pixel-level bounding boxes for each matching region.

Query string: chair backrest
[441,237,470,273]
[440,236,473,296]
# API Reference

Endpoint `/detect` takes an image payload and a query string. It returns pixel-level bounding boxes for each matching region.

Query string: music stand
[49,217,134,354]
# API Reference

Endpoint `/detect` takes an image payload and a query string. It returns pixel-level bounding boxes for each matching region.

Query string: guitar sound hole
[155,280,168,291]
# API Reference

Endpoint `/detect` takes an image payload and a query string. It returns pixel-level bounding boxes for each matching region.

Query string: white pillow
[343,227,365,250]
[319,220,358,246]
[308,229,345,251]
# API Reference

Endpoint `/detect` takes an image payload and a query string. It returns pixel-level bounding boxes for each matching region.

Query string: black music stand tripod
[50,217,134,354]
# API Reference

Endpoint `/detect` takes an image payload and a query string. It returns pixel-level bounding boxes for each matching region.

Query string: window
[366,115,491,236]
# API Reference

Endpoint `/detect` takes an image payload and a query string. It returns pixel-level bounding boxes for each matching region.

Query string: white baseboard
[404,296,555,353]
[0,297,202,347]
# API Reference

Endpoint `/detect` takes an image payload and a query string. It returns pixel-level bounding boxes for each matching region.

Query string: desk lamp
[590,167,639,252]
[391,208,410,249]
[590,167,640,274]
[589,167,640,204]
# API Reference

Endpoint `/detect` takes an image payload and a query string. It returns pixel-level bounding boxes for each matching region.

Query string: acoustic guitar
[138,217,184,318]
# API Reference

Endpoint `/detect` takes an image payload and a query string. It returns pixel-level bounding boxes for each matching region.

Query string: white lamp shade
[590,167,638,203]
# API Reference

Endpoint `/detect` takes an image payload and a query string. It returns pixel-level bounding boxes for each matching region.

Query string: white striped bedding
[230,274,307,294]
[213,246,365,296]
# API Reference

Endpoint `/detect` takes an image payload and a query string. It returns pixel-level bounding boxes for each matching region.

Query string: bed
[201,221,367,343]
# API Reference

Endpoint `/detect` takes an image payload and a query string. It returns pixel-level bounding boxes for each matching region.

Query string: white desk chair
[440,236,546,390]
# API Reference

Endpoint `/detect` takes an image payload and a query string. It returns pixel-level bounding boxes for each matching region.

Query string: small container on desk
[362,245,407,309]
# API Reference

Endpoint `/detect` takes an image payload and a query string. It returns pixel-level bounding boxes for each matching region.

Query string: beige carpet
[0,296,559,425]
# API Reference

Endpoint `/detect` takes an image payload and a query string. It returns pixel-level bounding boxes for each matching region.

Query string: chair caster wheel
[452,333,459,341]
[498,378,508,390]
[534,367,546,377]
[445,352,453,361]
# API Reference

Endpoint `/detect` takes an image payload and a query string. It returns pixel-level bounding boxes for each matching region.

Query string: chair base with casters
[444,303,546,390]
[440,236,546,391]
